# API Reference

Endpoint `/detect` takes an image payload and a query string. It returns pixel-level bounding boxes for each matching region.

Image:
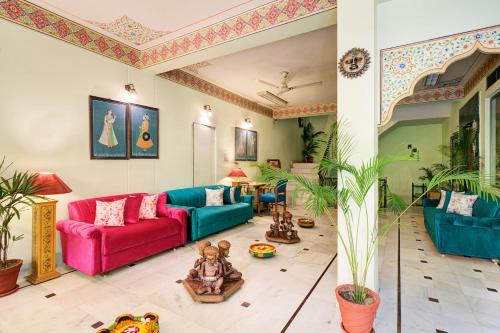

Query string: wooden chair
[258,180,287,215]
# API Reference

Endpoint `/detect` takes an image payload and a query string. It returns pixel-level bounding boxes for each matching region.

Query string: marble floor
[1,207,498,333]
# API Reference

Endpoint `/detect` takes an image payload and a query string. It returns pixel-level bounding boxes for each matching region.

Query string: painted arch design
[380,25,500,126]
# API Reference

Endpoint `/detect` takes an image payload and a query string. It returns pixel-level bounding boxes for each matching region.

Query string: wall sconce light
[125,84,137,101]
[408,144,420,159]
[203,105,213,117]
[243,118,253,129]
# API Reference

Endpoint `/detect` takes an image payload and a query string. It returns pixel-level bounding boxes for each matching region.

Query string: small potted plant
[261,122,497,332]
[301,121,325,163]
[418,163,447,199]
[0,158,41,296]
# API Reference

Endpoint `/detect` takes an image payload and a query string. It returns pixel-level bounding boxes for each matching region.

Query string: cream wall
[0,20,302,270]
[379,122,445,202]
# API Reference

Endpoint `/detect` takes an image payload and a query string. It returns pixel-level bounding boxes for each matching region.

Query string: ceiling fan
[257,71,323,96]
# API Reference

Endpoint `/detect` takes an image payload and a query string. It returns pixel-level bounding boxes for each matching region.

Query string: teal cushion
[452,215,474,227]
[260,193,285,203]
[197,203,252,237]
[472,197,500,218]
[223,186,241,204]
[167,185,226,208]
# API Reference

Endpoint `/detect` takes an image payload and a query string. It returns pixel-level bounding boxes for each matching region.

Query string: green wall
[379,122,445,201]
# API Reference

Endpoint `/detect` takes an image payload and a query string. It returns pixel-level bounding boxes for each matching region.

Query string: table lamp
[26,172,72,284]
[227,168,247,187]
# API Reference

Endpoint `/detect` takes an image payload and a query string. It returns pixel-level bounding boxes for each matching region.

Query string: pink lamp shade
[33,172,72,195]
[227,168,247,178]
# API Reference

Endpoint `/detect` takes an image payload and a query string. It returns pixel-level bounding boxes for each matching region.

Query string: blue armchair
[258,180,287,215]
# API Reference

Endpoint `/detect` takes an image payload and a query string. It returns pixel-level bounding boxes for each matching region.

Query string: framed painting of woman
[246,130,257,161]
[89,96,129,159]
[235,127,247,161]
[129,103,159,159]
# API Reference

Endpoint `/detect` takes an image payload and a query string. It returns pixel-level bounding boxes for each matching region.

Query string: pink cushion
[94,199,126,226]
[157,193,168,217]
[101,217,181,255]
[68,193,147,223]
[124,195,144,224]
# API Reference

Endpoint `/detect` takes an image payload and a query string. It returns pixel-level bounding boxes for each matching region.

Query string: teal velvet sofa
[423,191,500,259]
[165,185,254,241]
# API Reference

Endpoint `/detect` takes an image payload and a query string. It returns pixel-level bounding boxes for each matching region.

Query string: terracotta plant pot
[335,284,380,333]
[0,259,22,297]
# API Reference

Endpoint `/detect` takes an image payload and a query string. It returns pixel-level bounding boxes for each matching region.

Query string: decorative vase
[0,259,22,297]
[335,284,380,333]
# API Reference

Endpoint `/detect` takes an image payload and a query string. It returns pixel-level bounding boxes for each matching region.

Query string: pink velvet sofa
[56,193,188,276]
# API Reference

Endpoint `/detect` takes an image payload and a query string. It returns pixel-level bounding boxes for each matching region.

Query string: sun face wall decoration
[338,47,371,79]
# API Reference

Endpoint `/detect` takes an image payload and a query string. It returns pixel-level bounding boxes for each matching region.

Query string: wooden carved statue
[265,211,300,244]
[183,239,244,303]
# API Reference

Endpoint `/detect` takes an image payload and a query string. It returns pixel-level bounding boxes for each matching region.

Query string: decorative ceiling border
[141,0,337,67]
[397,86,464,105]
[273,102,336,119]
[464,53,500,96]
[380,25,500,126]
[0,0,337,69]
[159,69,274,117]
[0,0,142,67]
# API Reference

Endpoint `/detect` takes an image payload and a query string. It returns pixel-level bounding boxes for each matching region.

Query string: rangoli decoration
[380,25,500,126]
[88,16,170,46]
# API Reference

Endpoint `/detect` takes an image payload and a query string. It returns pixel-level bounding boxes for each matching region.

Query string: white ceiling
[182,25,337,107]
[28,0,276,49]
[415,51,490,91]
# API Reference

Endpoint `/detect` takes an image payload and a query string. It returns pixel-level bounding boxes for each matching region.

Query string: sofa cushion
[223,186,241,204]
[94,199,126,227]
[68,193,147,223]
[452,215,475,227]
[260,193,286,203]
[157,192,168,217]
[447,193,478,216]
[101,217,181,255]
[196,203,251,235]
[472,197,500,218]
[205,188,224,206]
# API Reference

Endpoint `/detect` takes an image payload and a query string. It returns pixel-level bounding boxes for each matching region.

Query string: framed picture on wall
[89,96,129,159]
[235,127,248,161]
[129,103,159,159]
[246,129,258,161]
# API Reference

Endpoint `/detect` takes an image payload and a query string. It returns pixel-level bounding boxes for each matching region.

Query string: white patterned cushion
[206,188,224,206]
[229,187,237,204]
[94,198,126,226]
[139,194,158,219]
[436,190,447,209]
[446,192,478,216]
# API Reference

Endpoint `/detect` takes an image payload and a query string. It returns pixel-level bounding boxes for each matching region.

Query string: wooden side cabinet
[25,199,61,284]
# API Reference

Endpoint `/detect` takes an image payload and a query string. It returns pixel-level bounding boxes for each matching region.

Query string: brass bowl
[297,218,315,228]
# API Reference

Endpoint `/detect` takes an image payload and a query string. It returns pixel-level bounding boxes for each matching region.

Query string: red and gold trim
[397,86,464,105]
[159,70,274,117]
[0,0,337,68]
[273,102,336,119]
[464,54,500,96]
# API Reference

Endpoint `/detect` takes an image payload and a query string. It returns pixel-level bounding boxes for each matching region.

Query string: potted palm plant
[418,163,447,199]
[261,122,498,333]
[301,121,325,163]
[0,158,41,296]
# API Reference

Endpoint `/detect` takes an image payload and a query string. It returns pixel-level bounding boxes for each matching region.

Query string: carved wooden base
[183,279,244,303]
[265,233,300,244]
[25,270,61,285]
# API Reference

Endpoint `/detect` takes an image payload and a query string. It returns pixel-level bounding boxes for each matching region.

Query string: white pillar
[336,0,378,291]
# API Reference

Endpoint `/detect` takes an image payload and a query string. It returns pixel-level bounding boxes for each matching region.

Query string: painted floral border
[0,0,337,69]
[159,70,274,117]
[273,102,336,118]
[380,25,500,126]
[398,86,464,105]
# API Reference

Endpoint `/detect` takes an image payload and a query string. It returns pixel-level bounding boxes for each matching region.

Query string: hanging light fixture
[203,105,213,117]
[243,118,253,129]
[125,84,137,101]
